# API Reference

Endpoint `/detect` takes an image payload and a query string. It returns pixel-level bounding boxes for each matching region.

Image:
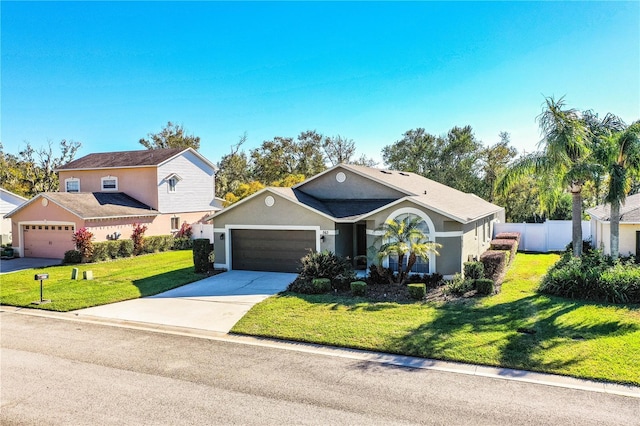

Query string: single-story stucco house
[208,164,504,276]
[587,193,640,257]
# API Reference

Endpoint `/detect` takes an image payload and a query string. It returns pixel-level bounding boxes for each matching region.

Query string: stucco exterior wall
[58,167,159,209]
[156,151,216,214]
[593,221,640,256]
[297,168,405,200]
[436,236,463,276]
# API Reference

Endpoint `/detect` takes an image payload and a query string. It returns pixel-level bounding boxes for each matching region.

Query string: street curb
[3,305,639,399]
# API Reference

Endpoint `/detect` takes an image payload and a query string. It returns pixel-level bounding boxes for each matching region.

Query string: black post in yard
[33,273,51,305]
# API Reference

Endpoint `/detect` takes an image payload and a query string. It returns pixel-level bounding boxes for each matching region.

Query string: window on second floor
[101,176,118,191]
[168,178,177,193]
[65,178,80,193]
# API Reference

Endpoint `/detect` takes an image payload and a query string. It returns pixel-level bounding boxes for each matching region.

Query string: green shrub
[367,264,393,284]
[63,250,82,264]
[464,261,484,280]
[143,235,173,253]
[173,236,193,250]
[312,278,332,293]
[90,242,109,262]
[192,239,212,273]
[475,278,494,295]
[104,241,120,259]
[299,250,356,290]
[444,274,475,296]
[118,240,134,258]
[350,281,367,296]
[480,250,508,282]
[405,272,445,287]
[408,283,426,300]
[540,248,640,303]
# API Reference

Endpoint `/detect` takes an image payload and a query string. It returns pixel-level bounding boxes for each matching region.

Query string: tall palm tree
[369,216,441,285]
[596,122,640,259]
[496,96,591,257]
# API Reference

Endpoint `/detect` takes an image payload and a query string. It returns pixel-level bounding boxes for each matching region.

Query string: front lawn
[0,251,203,311]
[233,253,640,385]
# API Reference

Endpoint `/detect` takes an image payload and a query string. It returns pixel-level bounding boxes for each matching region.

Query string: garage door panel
[23,224,75,258]
[231,229,315,273]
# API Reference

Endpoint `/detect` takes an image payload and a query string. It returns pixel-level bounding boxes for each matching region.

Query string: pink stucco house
[5,148,223,258]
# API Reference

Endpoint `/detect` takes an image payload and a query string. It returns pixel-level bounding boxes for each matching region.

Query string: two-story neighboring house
[5,148,222,258]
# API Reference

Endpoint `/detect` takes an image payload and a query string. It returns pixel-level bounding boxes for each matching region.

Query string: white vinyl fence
[494,220,591,252]
[192,222,215,243]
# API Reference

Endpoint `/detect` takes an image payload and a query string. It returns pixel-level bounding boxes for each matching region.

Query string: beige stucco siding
[59,168,159,209]
[363,200,453,233]
[593,221,640,256]
[212,191,336,266]
[297,168,405,200]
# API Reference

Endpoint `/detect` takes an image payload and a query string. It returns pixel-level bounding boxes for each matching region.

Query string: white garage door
[23,224,75,258]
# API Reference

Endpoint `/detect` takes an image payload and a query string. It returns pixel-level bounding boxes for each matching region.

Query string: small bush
[192,239,212,273]
[175,222,193,238]
[72,227,94,260]
[63,250,82,264]
[464,261,484,280]
[312,278,332,293]
[104,241,120,259]
[475,278,495,295]
[480,250,508,282]
[173,236,193,250]
[408,283,426,300]
[350,281,367,296]
[444,274,475,296]
[298,250,356,290]
[405,272,445,288]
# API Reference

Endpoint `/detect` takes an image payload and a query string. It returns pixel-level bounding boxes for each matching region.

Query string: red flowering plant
[175,222,193,238]
[72,227,95,261]
[131,223,148,255]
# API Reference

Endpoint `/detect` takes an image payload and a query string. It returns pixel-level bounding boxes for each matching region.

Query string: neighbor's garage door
[23,224,75,258]
[231,229,316,273]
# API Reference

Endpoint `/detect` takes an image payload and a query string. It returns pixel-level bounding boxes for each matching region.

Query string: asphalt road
[1,312,638,425]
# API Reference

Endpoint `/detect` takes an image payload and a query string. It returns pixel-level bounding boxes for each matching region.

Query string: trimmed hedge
[143,235,174,253]
[495,232,521,244]
[490,239,518,263]
[408,283,426,300]
[475,278,495,295]
[350,281,367,296]
[463,261,484,280]
[312,278,332,294]
[480,250,508,282]
[91,240,135,262]
[173,237,193,250]
[193,239,213,273]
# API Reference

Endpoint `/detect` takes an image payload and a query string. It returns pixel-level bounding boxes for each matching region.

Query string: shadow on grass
[132,266,204,297]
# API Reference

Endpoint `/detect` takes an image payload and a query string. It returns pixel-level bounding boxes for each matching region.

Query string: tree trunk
[610,200,620,260]
[396,253,405,285]
[571,187,583,257]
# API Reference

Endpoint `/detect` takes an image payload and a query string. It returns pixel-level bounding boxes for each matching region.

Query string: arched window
[384,208,436,274]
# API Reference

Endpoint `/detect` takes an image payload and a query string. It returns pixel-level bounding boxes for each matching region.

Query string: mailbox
[34,273,49,280]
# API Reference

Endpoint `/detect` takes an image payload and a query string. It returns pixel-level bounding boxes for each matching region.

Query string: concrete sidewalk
[75,270,296,333]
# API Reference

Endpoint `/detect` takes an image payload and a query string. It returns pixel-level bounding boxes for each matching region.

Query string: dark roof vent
[423,190,427,195]
[380,170,392,174]
[399,172,409,176]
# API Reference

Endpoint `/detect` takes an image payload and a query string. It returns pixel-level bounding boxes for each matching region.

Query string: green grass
[233,253,640,385]
[0,251,203,311]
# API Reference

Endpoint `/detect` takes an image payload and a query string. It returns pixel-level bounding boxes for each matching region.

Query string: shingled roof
[56,148,188,170]
[5,192,159,220]
[587,193,640,222]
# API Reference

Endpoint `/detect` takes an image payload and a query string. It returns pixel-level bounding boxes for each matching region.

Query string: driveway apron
[75,270,296,333]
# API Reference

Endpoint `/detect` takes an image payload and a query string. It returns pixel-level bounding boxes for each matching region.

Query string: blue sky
[2,1,639,166]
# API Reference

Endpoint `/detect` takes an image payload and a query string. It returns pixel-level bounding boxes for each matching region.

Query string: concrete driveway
[75,270,297,333]
[0,257,62,274]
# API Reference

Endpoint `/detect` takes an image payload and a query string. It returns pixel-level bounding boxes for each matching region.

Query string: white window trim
[171,216,180,232]
[101,176,118,191]
[65,178,80,193]
[168,178,177,193]
[382,207,437,274]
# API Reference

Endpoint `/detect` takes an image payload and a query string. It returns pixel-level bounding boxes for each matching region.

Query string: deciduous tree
[139,121,200,150]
